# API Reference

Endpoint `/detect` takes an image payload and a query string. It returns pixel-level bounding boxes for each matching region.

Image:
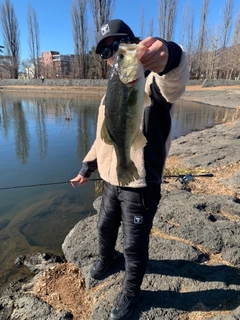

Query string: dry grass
[164,157,240,198]
[32,263,92,320]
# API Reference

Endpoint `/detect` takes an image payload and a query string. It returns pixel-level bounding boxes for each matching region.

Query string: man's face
[102,36,118,66]
[100,36,133,65]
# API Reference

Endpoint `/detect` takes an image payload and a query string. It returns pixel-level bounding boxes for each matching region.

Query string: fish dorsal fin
[132,130,147,151]
[101,119,113,145]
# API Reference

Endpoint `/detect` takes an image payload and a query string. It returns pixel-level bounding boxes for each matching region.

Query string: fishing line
[0,179,102,191]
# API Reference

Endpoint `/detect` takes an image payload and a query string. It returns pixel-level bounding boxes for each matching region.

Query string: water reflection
[0,91,101,290]
[35,101,47,161]
[1,94,239,165]
[13,101,30,163]
[173,100,240,139]
[0,90,239,291]
[0,92,100,164]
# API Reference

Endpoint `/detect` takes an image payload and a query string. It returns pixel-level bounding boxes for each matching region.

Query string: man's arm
[141,37,189,103]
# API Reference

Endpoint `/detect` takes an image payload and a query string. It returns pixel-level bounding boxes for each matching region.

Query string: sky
[0,0,239,62]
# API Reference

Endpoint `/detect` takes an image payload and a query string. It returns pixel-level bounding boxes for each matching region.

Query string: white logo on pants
[134,216,143,224]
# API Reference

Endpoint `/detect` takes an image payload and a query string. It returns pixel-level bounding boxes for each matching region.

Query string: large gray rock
[1,119,240,320]
[0,283,73,320]
[169,120,240,168]
[61,191,240,320]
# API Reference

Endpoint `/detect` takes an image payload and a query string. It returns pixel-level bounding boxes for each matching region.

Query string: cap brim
[95,33,130,54]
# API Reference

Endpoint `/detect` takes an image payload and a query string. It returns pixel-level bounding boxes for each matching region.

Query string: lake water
[0,90,239,289]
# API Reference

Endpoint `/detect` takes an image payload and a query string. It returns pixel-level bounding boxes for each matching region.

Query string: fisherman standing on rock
[71,19,189,320]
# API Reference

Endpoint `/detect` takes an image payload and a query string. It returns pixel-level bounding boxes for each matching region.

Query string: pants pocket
[141,185,161,210]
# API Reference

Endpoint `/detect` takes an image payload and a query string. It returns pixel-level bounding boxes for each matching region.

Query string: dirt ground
[182,85,240,109]
[8,85,240,319]
[32,263,92,320]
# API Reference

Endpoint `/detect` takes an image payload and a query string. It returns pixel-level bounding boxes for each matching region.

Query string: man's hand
[70,174,89,187]
[140,37,169,74]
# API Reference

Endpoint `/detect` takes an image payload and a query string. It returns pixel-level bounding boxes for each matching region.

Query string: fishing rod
[164,173,214,178]
[0,173,213,191]
[0,179,102,191]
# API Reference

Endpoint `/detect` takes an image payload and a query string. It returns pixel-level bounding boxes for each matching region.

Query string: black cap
[96,19,135,54]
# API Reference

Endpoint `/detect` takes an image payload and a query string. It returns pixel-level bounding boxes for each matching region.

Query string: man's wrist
[154,38,182,75]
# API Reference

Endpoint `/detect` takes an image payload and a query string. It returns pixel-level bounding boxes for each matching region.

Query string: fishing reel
[175,174,194,191]
[164,173,213,192]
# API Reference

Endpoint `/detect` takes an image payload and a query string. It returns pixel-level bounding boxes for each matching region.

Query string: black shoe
[110,292,138,320]
[89,251,121,279]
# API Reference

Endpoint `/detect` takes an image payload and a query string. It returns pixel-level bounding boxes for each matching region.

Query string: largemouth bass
[101,43,150,186]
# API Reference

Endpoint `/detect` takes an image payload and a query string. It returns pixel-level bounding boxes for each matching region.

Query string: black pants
[97,181,161,297]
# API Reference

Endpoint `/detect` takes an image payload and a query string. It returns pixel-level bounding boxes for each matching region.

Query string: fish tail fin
[117,160,140,186]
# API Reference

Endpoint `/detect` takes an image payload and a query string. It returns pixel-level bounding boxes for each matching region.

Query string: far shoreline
[0,85,107,94]
[1,83,240,109]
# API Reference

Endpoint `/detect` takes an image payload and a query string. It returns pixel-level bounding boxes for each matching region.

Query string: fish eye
[119,53,124,59]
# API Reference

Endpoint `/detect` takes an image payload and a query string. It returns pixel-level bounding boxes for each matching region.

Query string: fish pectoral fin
[132,130,147,151]
[101,119,113,145]
[144,92,151,107]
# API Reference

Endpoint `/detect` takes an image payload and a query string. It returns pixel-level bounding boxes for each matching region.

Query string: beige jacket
[80,50,189,187]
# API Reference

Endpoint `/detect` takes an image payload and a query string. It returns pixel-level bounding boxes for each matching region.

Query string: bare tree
[90,0,115,34]
[71,0,88,78]
[148,18,154,37]
[218,0,234,79]
[158,0,178,40]
[230,10,240,79]
[196,0,210,78]
[221,0,234,48]
[89,0,115,79]
[0,0,20,78]
[140,6,145,38]
[232,10,240,45]
[207,23,222,79]
[198,0,210,53]
[181,1,196,77]
[21,58,34,78]
[27,4,40,79]
[180,0,239,80]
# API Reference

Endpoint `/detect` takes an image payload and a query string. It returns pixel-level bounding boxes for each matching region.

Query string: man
[71,19,189,320]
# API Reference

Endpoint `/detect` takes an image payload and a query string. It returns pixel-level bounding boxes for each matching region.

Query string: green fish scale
[105,72,139,162]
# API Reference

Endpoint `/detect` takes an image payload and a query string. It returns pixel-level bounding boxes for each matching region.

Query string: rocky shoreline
[0,84,240,320]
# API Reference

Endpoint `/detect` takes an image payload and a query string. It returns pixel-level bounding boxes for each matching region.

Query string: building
[41,51,74,78]
[26,64,36,79]
[0,65,11,79]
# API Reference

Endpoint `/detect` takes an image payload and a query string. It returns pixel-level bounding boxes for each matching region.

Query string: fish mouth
[126,78,139,86]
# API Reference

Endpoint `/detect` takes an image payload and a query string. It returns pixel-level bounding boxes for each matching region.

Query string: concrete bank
[0,78,108,87]
[0,78,240,87]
